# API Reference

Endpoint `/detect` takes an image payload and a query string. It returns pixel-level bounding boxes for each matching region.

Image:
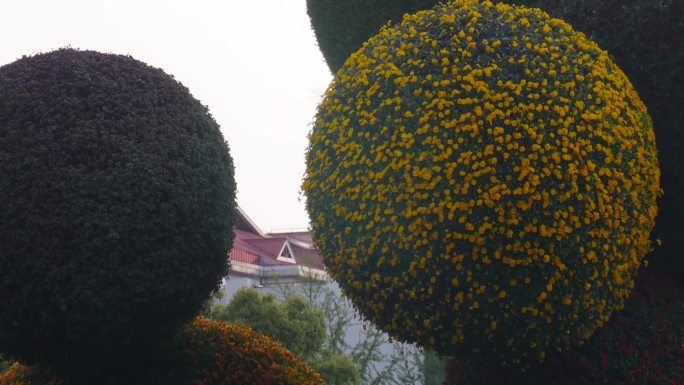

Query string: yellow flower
[304,0,659,367]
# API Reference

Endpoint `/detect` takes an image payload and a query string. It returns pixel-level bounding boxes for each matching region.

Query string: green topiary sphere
[304,0,659,365]
[0,49,236,379]
[306,0,436,73]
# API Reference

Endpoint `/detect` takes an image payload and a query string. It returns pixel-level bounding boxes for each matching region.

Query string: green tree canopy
[208,288,361,385]
[209,288,326,359]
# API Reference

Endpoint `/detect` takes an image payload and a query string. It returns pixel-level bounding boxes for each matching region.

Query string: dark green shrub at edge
[0,48,237,381]
[444,267,684,385]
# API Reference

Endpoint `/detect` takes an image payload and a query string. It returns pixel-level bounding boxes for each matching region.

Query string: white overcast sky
[1,0,333,232]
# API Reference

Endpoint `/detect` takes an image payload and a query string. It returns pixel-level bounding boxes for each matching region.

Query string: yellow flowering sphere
[303,0,660,365]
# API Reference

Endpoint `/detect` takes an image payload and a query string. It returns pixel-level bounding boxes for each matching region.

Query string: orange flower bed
[177,317,325,385]
[0,317,325,385]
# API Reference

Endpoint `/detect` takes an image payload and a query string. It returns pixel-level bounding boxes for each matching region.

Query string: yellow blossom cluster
[303,0,660,365]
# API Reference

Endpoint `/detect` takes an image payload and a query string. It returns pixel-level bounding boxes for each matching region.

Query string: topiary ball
[443,269,684,384]
[501,0,684,282]
[303,0,660,365]
[0,49,236,378]
[309,0,684,281]
[306,0,437,73]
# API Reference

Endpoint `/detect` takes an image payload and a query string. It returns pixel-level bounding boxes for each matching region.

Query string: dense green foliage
[306,0,436,73]
[422,351,446,385]
[208,289,360,385]
[208,289,326,359]
[0,357,10,376]
[444,268,684,385]
[0,49,236,380]
[304,0,659,366]
[279,279,445,385]
[308,351,362,385]
[0,318,326,385]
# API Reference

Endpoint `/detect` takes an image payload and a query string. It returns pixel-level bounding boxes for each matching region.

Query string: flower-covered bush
[304,0,659,366]
[0,318,326,385]
[173,317,325,385]
[504,0,684,282]
[0,49,236,380]
[308,0,684,281]
[444,268,684,385]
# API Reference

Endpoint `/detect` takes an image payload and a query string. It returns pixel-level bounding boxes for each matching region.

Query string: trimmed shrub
[306,0,436,73]
[303,0,659,366]
[444,268,684,385]
[0,318,326,385]
[308,0,684,279]
[173,317,326,385]
[0,49,236,379]
[503,0,684,280]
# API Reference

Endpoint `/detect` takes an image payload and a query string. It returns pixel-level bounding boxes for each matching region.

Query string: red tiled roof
[268,231,314,244]
[242,238,288,260]
[230,248,260,265]
[229,207,325,270]
[290,244,325,270]
[234,229,263,240]
[233,232,269,257]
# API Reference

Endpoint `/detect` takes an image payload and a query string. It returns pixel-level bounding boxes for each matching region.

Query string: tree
[0,355,10,374]
[208,288,326,359]
[309,350,363,385]
[278,278,446,385]
[421,351,446,385]
[208,288,361,385]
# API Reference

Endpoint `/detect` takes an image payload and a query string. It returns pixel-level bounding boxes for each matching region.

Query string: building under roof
[228,207,327,286]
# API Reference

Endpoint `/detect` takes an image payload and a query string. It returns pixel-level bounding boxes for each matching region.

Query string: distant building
[218,208,430,383]
[220,207,327,299]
